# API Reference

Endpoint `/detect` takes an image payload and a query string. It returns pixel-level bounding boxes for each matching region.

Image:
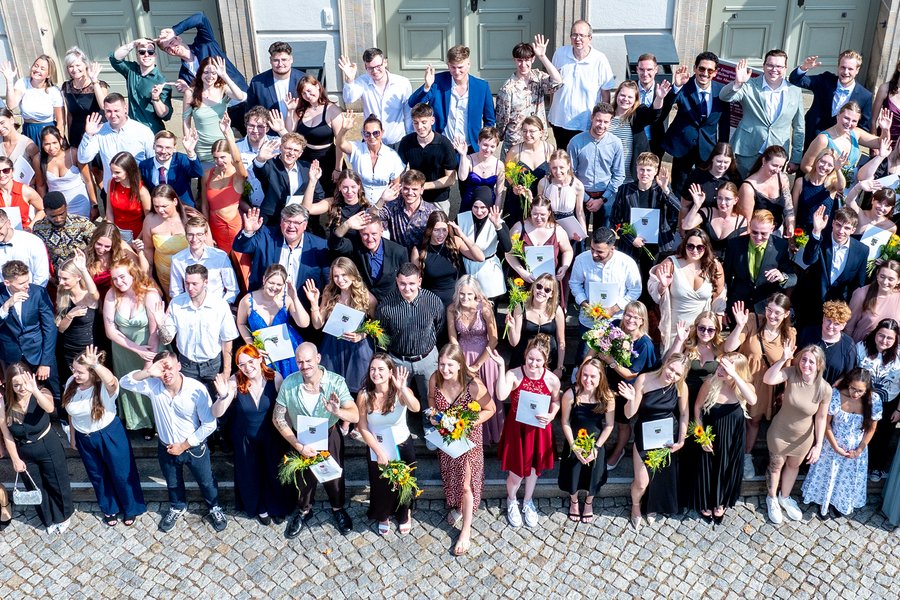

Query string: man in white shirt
[339,48,413,147]
[236,106,283,207]
[570,227,642,359]
[120,351,226,533]
[170,216,239,303]
[77,93,155,189]
[156,264,239,391]
[0,210,50,286]
[548,20,617,152]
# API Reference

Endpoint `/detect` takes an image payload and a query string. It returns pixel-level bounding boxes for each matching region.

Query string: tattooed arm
[273,403,317,457]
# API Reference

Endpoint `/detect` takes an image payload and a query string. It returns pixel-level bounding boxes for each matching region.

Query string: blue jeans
[157,441,219,510]
[391,348,438,433]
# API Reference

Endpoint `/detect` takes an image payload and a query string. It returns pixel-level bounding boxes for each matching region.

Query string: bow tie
[0,242,13,247]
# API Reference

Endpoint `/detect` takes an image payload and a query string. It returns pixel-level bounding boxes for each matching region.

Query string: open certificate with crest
[254,323,295,362]
[515,391,551,427]
[859,227,894,261]
[425,429,475,459]
[368,426,400,462]
[12,155,35,186]
[630,208,660,244]
[641,417,674,450]
[296,416,329,451]
[322,303,365,338]
[525,245,555,277]
[310,455,343,483]
[588,281,620,311]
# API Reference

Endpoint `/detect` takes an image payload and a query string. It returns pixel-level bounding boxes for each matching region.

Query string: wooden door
[708,0,790,67]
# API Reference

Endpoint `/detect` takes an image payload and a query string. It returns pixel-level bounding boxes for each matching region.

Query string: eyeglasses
[533,284,552,293]
[362,130,382,138]
[685,243,706,252]
[237,361,256,370]
[137,49,155,56]
[847,386,867,396]
[696,326,717,334]
[695,66,717,74]
[283,219,307,228]
[365,62,385,72]
[0,167,11,175]
[246,124,267,130]
[763,63,786,71]
[570,33,591,39]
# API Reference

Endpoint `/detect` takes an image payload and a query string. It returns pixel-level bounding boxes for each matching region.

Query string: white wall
[250,0,341,94]
[588,0,676,82]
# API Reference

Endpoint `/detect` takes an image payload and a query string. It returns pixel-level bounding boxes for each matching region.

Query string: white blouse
[15,79,63,123]
[65,378,118,434]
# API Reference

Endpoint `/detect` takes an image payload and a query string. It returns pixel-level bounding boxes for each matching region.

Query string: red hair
[235,345,275,393]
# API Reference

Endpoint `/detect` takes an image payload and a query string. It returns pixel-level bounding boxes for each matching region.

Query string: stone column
[216,0,257,78]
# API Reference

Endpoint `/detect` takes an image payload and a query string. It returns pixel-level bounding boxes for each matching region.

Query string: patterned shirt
[378,198,437,250]
[276,367,353,430]
[31,215,96,274]
[495,69,562,150]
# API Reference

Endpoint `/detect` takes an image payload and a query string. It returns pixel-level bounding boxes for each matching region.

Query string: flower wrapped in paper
[355,319,391,349]
[278,451,330,489]
[378,460,423,505]
[582,317,637,367]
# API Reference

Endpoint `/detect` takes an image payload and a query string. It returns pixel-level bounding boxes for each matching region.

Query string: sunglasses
[685,243,706,252]
[533,284,552,293]
[363,130,382,138]
[137,49,156,56]
[695,66,716,74]
[696,326,717,334]
[0,167,11,175]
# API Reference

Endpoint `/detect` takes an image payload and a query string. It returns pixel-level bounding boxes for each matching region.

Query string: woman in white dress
[648,228,726,352]
[456,186,511,300]
[40,126,94,217]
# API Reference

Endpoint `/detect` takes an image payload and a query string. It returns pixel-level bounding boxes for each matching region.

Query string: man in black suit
[253,132,324,226]
[0,260,58,403]
[635,53,667,158]
[788,50,873,149]
[723,209,797,318]
[246,42,306,122]
[661,51,731,196]
[796,206,868,327]
[329,216,408,302]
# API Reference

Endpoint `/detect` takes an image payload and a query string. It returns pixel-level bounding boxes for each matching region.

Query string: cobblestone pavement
[1,495,898,599]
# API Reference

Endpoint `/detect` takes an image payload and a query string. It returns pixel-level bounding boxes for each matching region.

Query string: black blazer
[253,158,324,225]
[329,233,409,302]
[796,233,868,323]
[723,235,797,314]
[788,68,873,147]
[0,283,57,367]
[661,79,731,161]
[609,182,682,257]
[247,68,306,112]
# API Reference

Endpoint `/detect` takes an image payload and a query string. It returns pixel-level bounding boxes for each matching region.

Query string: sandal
[453,535,471,556]
[103,514,118,527]
[377,520,390,536]
[568,498,580,522]
[123,516,136,527]
[398,518,412,536]
[581,499,594,524]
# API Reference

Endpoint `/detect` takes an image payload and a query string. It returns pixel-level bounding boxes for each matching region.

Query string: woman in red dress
[106,151,150,240]
[488,333,561,529]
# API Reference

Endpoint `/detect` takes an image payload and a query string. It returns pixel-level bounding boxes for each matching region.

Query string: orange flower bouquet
[278,451,330,489]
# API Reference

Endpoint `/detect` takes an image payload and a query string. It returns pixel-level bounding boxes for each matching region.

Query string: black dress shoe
[285,510,310,539]
[272,515,285,525]
[332,508,353,535]
[256,514,272,526]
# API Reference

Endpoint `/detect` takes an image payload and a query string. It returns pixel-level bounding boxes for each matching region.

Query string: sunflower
[513,277,525,287]
[694,425,705,437]
[467,401,481,412]
[577,428,588,438]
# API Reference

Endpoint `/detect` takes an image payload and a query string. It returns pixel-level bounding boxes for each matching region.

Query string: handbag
[12,469,42,506]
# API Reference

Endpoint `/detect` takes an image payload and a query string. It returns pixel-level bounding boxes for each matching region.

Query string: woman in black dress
[558,357,615,523]
[738,145,794,235]
[211,344,292,525]
[682,182,747,261]
[55,250,101,390]
[677,142,741,230]
[60,47,109,148]
[506,273,567,375]
[618,353,689,530]
[689,352,757,523]
[411,210,484,307]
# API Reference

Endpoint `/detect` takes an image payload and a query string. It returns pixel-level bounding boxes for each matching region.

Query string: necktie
[699,91,709,120]
[833,87,850,116]
[749,244,763,280]
[159,165,167,185]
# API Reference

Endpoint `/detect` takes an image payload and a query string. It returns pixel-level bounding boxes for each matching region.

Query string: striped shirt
[376,288,445,357]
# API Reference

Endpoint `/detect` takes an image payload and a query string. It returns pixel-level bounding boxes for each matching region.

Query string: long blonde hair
[320,257,370,316]
[683,311,725,360]
[650,352,689,398]
[701,352,753,417]
[448,276,493,322]
[55,258,89,326]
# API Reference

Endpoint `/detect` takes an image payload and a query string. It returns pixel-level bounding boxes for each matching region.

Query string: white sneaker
[506,499,522,528]
[870,470,886,482]
[46,523,58,535]
[521,501,539,528]
[56,516,72,534]
[743,454,755,479]
[779,496,803,521]
[766,496,783,524]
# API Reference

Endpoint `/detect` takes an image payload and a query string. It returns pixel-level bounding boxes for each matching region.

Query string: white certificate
[310,455,343,483]
[322,303,365,338]
[254,323,295,363]
[296,416,329,451]
[12,155,35,185]
[515,390,551,428]
[875,173,900,190]
[641,417,674,451]
[525,245,555,277]
[588,281,619,310]
[369,426,400,462]
[859,227,894,261]
[0,207,22,230]
[425,428,475,459]
[630,208,660,244]
[556,216,587,241]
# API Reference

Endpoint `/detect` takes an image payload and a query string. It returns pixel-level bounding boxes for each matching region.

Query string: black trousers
[670,147,703,199]
[17,430,74,527]
[871,396,900,471]
[551,125,581,153]
[295,425,345,513]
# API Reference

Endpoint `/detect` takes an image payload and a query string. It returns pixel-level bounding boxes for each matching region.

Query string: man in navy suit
[231,204,328,300]
[252,132,324,226]
[246,42,306,121]
[662,51,732,196]
[789,50,873,149]
[797,206,868,327]
[329,215,408,302]
[0,260,58,402]
[408,45,495,152]
[157,12,247,91]
[139,130,204,207]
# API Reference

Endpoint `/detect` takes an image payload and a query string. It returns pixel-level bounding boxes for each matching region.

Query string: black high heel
[0,501,11,531]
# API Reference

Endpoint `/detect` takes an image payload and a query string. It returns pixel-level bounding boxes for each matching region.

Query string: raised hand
[674,319,690,343]
[488,205,503,229]
[734,59,751,84]
[688,183,705,207]
[656,165,670,192]
[218,112,233,136]
[879,136,893,158]
[656,259,675,291]
[655,80,672,99]
[284,92,299,113]
[0,61,16,81]
[68,305,89,319]
[617,381,636,401]
[302,278,321,305]
[337,55,357,82]
[256,138,280,163]
[157,28,175,44]
[378,181,401,204]
[83,344,101,368]
[131,238,145,253]
[324,392,341,415]
[210,56,228,78]
[182,127,199,154]
[858,179,884,193]
[673,64,690,87]
[452,136,468,156]
[339,110,355,136]
[719,356,737,378]
[731,300,749,329]
[391,365,410,389]
[878,107,893,134]
[72,248,88,271]
[267,108,285,133]
[486,346,505,366]
[781,341,795,363]
[424,65,435,90]
[213,372,230,398]
[811,204,828,235]
[286,279,300,301]
[800,55,821,72]
[308,159,322,182]
[150,83,165,102]
[532,34,549,58]
[174,79,190,94]
[242,206,265,234]
[84,112,103,136]
[87,61,102,83]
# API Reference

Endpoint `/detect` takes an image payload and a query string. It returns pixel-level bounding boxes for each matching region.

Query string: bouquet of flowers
[505,161,537,216]
[868,233,900,275]
[355,319,390,349]
[571,428,597,460]
[582,318,636,367]
[502,277,530,339]
[278,451,330,489]
[428,401,482,444]
[615,223,655,260]
[689,421,716,453]
[792,228,809,249]
[508,232,529,270]
[251,329,280,358]
[378,460,423,505]
[581,302,609,325]
[643,447,672,476]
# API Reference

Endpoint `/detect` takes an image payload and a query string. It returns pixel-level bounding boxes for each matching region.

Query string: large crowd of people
[0,13,899,557]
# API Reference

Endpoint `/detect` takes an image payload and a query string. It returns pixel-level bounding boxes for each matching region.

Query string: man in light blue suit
[408,45,495,152]
[719,50,805,177]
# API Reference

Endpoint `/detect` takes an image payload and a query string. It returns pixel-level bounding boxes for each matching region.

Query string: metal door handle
[797,0,805,7]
